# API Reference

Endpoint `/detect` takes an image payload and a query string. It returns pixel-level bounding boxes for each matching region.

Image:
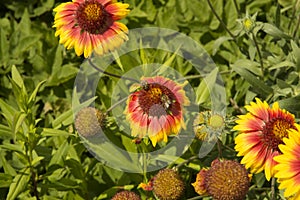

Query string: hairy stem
[106,96,128,113]
[232,0,240,17]
[176,155,198,169]
[271,177,276,200]
[87,59,139,83]
[206,0,236,39]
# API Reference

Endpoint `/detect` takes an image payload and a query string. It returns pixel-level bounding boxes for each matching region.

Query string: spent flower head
[111,190,141,200]
[75,107,106,137]
[192,159,250,200]
[152,168,185,200]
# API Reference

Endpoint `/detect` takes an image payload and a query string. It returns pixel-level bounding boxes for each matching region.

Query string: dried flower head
[111,190,141,200]
[75,107,106,137]
[153,168,185,200]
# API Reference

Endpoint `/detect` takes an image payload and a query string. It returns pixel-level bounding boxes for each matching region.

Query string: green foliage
[0,0,299,199]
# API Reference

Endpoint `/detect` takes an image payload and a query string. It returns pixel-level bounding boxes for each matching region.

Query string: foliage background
[0,0,299,199]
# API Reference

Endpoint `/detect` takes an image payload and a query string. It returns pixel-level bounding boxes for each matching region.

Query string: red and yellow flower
[53,0,130,58]
[274,124,300,200]
[125,76,190,147]
[234,98,297,181]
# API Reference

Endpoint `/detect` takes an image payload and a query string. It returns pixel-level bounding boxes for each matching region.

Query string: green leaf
[14,35,41,54]
[269,61,295,70]
[6,167,30,200]
[65,159,85,179]
[232,64,273,97]
[262,23,292,39]
[51,110,73,129]
[254,172,266,188]
[0,153,17,176]
[112,51,124,71]
[41,128,71,137]
[11,65,25,90]
[0,143,23,153]
[0,124,12,139]
[31,156,44,167]
[33,0,54,16]
[196,68,218,105]
[49,140,69,166]
[212,36,232,55]
[28,80,46,107]
[0,27,9,67]
[277,95,300,113]
[0,173,13,188]
[291,40,300,71]
[18,9,31,35]
[48,168,67,182]
[11,112,27,140]
[47,64,78,86]
[53,96,97,129]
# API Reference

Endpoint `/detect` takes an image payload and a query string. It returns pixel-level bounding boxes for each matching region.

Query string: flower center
[205,160,249,200]
[262,118,295,150]
[138,83,176,117]
[76,0,113,34]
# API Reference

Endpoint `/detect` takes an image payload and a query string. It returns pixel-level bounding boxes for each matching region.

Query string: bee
[141,80,149,90]
[161,94,172,110]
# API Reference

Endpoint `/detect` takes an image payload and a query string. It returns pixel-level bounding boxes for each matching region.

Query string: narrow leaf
[6,168,30,200]
[232,65,273,97]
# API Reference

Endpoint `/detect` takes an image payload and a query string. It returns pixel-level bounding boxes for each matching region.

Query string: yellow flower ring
[234,98,297,181]
[53,0,129,58]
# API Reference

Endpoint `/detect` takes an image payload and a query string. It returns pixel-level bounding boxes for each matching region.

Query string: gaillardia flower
[125,76,190,147]
[274,124,300,199]
[234,98,297,181]
[53,0,130,58]
[192,159,250,200]
[152,168,185,200]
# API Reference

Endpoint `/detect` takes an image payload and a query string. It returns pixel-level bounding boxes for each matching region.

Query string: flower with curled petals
[53,0,130,58]
[274,124,300,200]
[234,98,297,181]
[125,76,190,147]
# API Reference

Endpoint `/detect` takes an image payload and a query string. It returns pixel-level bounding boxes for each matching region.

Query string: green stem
[176,70,231,82]
[106,96,128,113]
[271,177,276,200]
[232,0,241,17]
[251,32,264,78]
[27,137,40,200]
[187,196,206,200]
[206,0,236,39]
[175,155,198,169]
[138,142,149,182]
[87,59,139,83]
[217,139,222,157]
